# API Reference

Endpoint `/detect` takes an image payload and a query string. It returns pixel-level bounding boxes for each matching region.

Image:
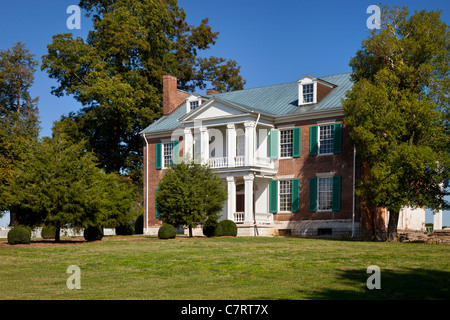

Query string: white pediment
[181,99,250,123]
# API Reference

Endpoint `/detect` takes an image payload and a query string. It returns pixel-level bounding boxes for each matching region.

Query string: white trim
[316,172,335,178]
[316,174,334,212]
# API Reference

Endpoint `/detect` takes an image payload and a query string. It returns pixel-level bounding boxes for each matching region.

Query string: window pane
[280,129,293,157]
[319,125,334,154]
[303,84,314,103]
[190,100,199,110]
[279,180,292,212]
[163,143,173,168]
[318,177,332,210]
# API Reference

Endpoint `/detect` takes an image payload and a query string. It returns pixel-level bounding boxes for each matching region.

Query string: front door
[236,194,245,212]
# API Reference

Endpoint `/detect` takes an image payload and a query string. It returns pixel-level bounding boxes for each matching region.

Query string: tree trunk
[55,224,61,243]
[387,208,400,242]
[188,226,193,238]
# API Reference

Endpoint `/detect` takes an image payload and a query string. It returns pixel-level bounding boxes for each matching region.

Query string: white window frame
[186,95,202,113]
[279,129,293,159]
[162,142,173,169]
[318,124,334,155]
[279,180,292,213]
[316,172,334,212]
[299,81,317,105]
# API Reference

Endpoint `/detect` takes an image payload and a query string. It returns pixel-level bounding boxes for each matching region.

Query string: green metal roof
[140,72,352,134]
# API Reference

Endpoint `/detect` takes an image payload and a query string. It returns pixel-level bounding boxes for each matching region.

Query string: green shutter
[155,188,160,218]
[309,177,317,212]
[292,178,300,213]
[333,123,342,154]
[332,176,341,211]
[293,127,301,158]
[172,140,180,165]
[155,143,162,170]
[269,180,278,213]
[310,126,318,156]
[269,129,279,159]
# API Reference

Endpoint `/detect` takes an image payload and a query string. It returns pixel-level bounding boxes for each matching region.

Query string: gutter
[144,134,149,235]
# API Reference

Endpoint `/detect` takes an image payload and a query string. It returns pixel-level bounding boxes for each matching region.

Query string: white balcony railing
[207,156,273,169]
[235,156,245,167]
[208,157,228,168]
[233,212,245,223]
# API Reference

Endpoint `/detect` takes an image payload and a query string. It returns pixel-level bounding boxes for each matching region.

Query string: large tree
[343,5,450,241]
[0,42,40,215]
[41,0,246,182]
[156,161,227,237]
[4,124,136,242]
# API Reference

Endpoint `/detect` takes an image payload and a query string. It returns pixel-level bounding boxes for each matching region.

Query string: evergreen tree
[0,42,40,216]
[156,162,227,237]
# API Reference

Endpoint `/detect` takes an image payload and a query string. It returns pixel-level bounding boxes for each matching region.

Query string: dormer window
[186,95,202,113]
[302,84,314,103]
[190,100,199,110]
[298,74,336,106]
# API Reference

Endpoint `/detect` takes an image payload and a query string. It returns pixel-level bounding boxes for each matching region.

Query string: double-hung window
[317,177,333,211]
[280,129,293,158]
[302,84,314,103]
[319,124,334,155]
[279,180,292,212]
[163,142,173,168]
[190,100,199,111]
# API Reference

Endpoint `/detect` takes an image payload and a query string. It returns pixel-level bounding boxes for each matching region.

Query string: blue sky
[0,0,449,227]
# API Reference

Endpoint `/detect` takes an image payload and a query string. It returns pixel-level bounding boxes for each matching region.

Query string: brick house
[140,73,426,237]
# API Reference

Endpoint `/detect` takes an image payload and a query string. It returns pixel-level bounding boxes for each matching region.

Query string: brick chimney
[206,88,219,95]
[162,75,188,115]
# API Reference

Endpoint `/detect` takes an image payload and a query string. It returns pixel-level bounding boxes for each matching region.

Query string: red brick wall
[273,116,355,223]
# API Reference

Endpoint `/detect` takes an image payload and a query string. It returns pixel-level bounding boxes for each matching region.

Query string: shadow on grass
[304,268,450,300]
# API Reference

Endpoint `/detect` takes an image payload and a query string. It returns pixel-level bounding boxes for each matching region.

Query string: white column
[226,123,236,167]
[244,174,254,224]
[200,127,209,165]
[226,176,236,221]
[184,128,193,162]
[244,121,255,166]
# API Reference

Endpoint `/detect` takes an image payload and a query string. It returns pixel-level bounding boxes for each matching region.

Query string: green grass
[0,236,449,300]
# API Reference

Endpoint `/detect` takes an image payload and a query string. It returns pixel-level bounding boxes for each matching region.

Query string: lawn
[0,236,449,300]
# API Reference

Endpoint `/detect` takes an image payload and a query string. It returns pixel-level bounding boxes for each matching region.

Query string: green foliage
[7,225,31,245]
[0,42,40,211]
[217,220,237,237]
[343,5,450,239]
[84,226,104,241]
[134,214,143,234]
[202,219,219,238]
[156,162,227,237]
[41,0,245,181]
[3,125,135,241]
[115,221,134,235]
[41,225,57,239]
[158,223,176,240]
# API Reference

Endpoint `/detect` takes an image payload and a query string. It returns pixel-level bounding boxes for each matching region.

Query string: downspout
[144,134,149,235]
[352,145,356,238]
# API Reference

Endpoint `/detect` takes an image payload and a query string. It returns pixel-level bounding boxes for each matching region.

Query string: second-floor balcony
[180,121,276,171]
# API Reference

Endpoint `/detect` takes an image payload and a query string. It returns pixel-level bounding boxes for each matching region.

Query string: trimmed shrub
[202,219,220,237]
[83,226,104,241]
[158,223,176,239]
[134,214,144,234]
[41,225,57,239]
[8,225,31,245]
[217,219,237,237]
[115,221,134,235]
